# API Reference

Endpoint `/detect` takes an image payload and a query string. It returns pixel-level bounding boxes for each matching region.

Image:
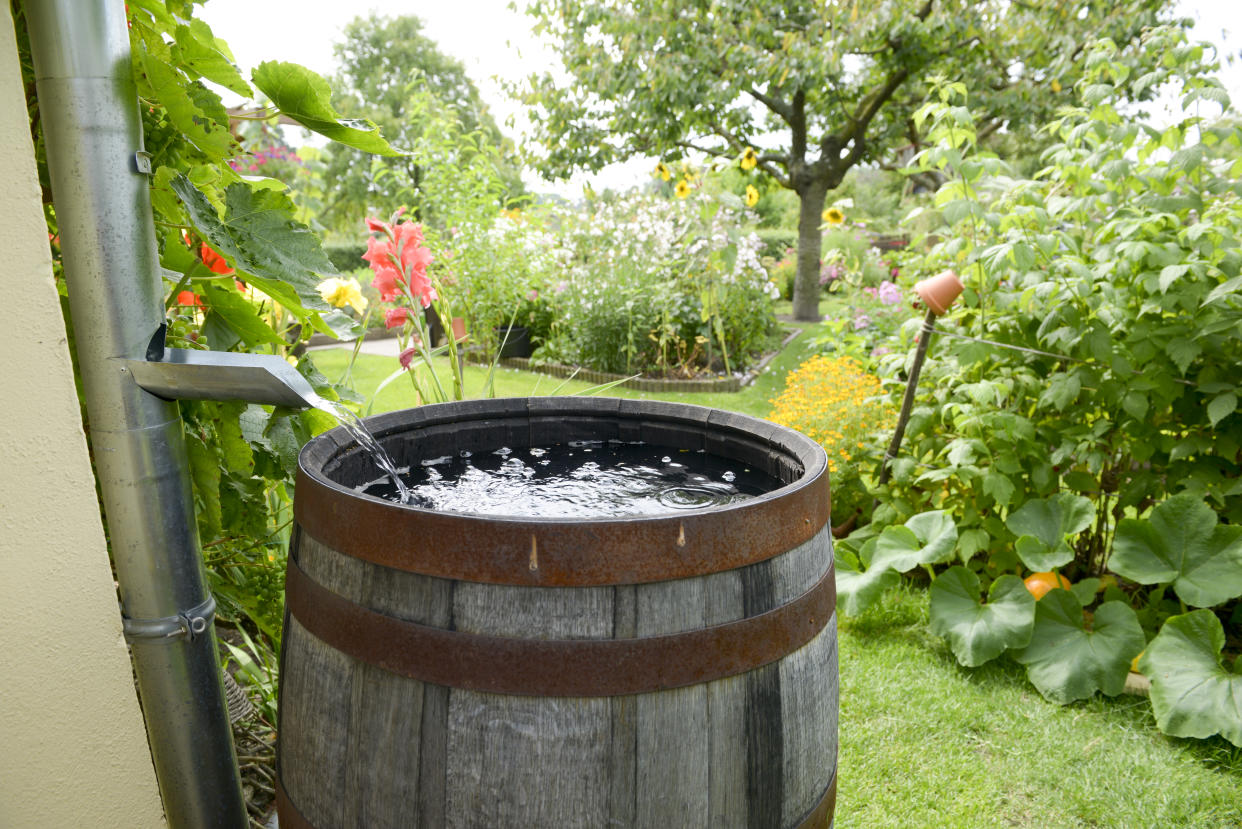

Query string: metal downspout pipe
[24,1,248,825]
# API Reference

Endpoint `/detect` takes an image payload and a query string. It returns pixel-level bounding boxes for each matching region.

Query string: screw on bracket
[134,150,153,175]
[122,594,216,643]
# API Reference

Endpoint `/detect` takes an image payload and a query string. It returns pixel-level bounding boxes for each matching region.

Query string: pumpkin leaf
[1110,494,1242,607]
[1139,610,1242,747]
[1014,533,1074,572]
[834,543,900,616]
[1013,592,1144,704]
[253,61,404,156]
[1007,493,1095,569]
[870,509,958,572]
[930,567,1035,667]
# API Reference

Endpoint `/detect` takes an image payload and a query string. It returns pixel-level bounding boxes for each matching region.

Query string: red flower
[399,345,418,370]
[176,290,203,307]
[384,307,410,329]
[365,216,391,235]
[200,243,234,275]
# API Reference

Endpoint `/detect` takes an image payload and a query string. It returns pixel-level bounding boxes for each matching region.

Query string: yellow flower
[822,207,845,225]
[1050,78,1062,93]
[675,178,692,199]
[745,185,760,207]
[654,162,672,181]
[739,146,759,171]
[317,277,367,315]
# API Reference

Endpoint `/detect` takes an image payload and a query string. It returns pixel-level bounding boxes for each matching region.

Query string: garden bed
[469,327,801,393]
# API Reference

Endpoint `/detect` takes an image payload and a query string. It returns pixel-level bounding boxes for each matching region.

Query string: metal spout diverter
[130,327,323,409]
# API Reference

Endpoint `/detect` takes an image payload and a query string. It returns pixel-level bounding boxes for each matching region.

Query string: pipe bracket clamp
[123,595,216,643]
[134,151,153,175]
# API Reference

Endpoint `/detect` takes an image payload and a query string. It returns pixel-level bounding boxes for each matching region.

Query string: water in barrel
[357,440,782,517]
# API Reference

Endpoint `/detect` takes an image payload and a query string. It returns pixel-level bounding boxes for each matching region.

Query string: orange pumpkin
[1023,571,1072,600]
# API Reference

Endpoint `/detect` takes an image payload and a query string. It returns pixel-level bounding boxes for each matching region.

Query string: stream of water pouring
[305,394,413,504]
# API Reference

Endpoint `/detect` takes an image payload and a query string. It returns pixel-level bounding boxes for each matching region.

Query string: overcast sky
[199,0,1242,197]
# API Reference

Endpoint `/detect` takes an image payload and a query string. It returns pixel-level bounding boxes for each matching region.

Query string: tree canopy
[322,13,523,232]
[521,0,1178,320]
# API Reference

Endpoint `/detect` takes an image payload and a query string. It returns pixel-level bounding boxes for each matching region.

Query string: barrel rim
[295,397,830,586]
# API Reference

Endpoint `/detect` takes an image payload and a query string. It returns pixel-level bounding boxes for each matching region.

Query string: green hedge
[755,228,798,260]
[323,242,367,273]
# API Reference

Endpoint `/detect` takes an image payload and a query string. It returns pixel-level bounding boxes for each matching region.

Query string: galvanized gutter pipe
[23,1,248,825]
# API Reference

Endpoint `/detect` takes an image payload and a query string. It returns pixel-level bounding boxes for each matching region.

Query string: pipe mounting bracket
[123,594,216,643]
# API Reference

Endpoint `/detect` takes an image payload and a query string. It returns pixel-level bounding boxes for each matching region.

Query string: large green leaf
[201,282,287,347]
[1139,610,1242,747]
[172,175,333,310]
[1007,493,1094,571]
[138,49,237,160]
[252,62,403,156]
[173,21,252,97]
[929,567,1035,667]
[833,544,900,616]
[1013,592,1144,704]
[869,510,958,572]
[1110,494,1242,607]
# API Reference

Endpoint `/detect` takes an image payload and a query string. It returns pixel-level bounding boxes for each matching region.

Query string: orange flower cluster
[768,355,892,478]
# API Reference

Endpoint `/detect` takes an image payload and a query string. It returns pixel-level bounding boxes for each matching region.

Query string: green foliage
[520,0,1175,318]
[318,14,523,232]
[841,28,1242,747]
[1140,610,1242,747]
[1110,494,1242,608]
[253,61,402,156]
[928,567,1033,667]
[1013,592,1145,704]
[322,242,368,273]
[537,191,779,376]
[755,228,798,260]
[1006,493,1095,572]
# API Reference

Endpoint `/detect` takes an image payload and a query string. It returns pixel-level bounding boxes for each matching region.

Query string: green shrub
[322,241,366,273]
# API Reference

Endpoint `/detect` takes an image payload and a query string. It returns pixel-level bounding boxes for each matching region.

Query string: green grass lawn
[308,320,1242,828]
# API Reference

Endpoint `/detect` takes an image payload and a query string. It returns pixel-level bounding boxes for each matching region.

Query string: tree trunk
[792,180,829,322]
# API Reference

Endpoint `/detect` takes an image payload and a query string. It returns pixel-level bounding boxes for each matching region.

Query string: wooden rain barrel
[277,397,838,828]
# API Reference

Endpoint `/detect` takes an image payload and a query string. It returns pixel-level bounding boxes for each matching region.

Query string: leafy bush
[322,241,367,273]
[837,30,1242,747]
[756,227,799,259]
[544,191,779,376]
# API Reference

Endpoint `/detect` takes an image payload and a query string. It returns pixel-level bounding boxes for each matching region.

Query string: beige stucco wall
[0,7,165,828]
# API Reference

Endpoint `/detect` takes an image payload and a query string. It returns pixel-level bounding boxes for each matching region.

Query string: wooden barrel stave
[281,523,835,828]
[279,398,837,829]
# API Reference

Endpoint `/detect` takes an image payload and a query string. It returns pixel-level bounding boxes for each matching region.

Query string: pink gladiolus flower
[399,346,418,371]
[365,216,391,235]
[385,307,410,329]
[371,262,403,302]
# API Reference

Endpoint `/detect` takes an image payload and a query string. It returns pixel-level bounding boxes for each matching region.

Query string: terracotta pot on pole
[878,271,963,486]
[914,270,964,316]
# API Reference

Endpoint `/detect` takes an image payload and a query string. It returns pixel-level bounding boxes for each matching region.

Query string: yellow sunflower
[822,207,845,225]
[745,185,760,207]
[653,161,672,181]
[675,178,692,199]
[739,146,759,171]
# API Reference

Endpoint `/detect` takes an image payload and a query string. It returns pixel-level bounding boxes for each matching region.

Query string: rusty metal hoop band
[294,400,830,587]
[285,553,836,698]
